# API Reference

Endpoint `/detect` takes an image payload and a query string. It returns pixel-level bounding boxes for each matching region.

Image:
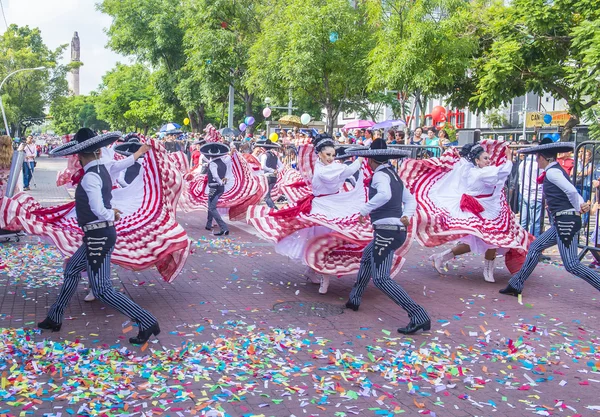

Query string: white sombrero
[50,128,122,157]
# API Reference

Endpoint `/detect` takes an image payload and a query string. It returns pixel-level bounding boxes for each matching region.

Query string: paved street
[1,155,599,417]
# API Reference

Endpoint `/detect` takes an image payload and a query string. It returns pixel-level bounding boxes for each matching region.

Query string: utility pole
[228,68,235,128]
[288,88,293,115]
[522,93,528,140]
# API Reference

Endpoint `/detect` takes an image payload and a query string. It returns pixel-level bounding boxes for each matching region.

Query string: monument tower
[69,32,80,96]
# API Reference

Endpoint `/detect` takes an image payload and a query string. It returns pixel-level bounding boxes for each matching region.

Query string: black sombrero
[255,139,280,149]
[193,139,206,146]
[50,128,122,157]
[335,146,368,160]
[114,134,143,157]
[346,138,411,162]
[518,137,575,156]
[200,142,230,158]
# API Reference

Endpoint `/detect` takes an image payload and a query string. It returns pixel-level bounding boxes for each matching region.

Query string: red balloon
[431,106,446,123]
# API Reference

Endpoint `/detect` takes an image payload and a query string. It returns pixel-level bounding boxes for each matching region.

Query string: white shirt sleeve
[277,157,284,170]
[80,172,115,222]
[360,171,391,216]
[546,167,585,211]
[208,161,223,185]
[108,155,135,180]
[402,188,417,218]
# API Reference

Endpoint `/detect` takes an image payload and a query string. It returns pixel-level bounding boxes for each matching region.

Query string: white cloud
[3,0,131,94]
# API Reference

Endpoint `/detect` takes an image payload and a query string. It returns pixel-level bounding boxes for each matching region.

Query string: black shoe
[205,226,212,231]
[129,322,160,345]
[214,230,229,236]
[397,320,431,335]
[499,284,521,297]
[345,301,359,311]
[38,317,61,332]
[540,255,551,262]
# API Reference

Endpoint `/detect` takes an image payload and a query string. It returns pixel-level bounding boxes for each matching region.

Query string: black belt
[82,221,114,232]
[373,224,406,232]
[208,183,224,188]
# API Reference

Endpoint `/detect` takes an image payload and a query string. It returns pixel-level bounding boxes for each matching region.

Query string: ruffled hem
[0,140,190,283]
[178,153,268,220]
[400,140,531,272]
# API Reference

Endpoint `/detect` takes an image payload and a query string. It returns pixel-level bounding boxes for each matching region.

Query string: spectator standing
[425,128,440,157]
[18,135,37,191]
[386,130,396,144]
[363,129,373,147]
[519,154,543,236]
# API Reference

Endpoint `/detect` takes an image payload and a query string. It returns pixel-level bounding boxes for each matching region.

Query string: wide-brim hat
[114,142,142,157]
[50,128,122,157]
[193,139,206,146]
[518,138,574,155]
[200,142,230,158]
[335,145,367,160]
[347,139,411,161]
[255,139,280,148]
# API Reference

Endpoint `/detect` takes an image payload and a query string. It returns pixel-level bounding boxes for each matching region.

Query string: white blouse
[463,160,513,196]
[311,159,362,196]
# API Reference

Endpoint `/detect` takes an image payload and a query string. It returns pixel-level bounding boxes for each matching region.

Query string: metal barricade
[573,141,600,260]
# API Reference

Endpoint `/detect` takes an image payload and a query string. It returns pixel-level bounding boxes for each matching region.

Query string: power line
[0,0,8,30]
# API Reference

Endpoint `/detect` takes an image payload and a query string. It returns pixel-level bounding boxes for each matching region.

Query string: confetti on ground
[0,243,64,289]
[195,236,265,257]
[0,315,598,417]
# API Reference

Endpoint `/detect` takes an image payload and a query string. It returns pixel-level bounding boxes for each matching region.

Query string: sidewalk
[0,156,599,417]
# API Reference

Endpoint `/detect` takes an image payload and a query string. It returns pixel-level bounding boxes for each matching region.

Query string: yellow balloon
[183,117,190,126]
[269,133,279,142]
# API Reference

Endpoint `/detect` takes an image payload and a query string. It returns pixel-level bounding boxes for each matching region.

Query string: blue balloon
[543,114,552,124]
[551,133,560,142]
[543,134,552,139]
[329,32,338,43]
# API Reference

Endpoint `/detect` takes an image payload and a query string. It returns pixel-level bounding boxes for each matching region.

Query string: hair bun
[459,143,474,158]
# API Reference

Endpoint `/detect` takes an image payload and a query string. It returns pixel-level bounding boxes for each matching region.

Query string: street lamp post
[0,66,46,136]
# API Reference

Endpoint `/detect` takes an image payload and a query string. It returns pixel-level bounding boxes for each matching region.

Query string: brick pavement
[0,155,599,417]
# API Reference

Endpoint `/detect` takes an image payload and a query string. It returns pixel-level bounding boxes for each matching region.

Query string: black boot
[129,322,161,345]
[345,300,359,311]
[214,230,229,236]
[398,320,431,335]
[499,285,521,297]
[38,317,61,332]
[205,225,212,231]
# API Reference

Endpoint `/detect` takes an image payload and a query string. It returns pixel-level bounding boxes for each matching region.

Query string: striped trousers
[47,227,157,330]
[508,215,600,293]
[349,229,430,324]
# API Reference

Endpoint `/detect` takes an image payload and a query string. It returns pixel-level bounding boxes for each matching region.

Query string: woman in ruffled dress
[401,141,530,283]
[247,134,374,294]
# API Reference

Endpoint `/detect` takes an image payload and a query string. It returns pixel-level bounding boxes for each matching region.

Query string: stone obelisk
[69,32,80,96]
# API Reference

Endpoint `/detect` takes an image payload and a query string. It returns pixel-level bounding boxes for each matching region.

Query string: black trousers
[508,214,600,292]
[264,175,277,209]
[47,226,157,329]
[206,185,228,231]
[349,228,429,324]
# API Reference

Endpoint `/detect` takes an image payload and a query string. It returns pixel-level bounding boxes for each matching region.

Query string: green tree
[50,95,109,135]
[183,0,265,130]
[248,0,373,133]
[95,63,154,131]
[99,0,208,131]
[0,25,69,136]
[450,0,600,140]
[366,0,478,124]
[124,95,174,135]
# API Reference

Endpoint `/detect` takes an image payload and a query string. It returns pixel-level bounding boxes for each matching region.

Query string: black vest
[543,163,575,215]
[208,158,226,187]
[368,165,404,223]
[265,151,278,171]
[123,162,141,185]
[75,164,112,227]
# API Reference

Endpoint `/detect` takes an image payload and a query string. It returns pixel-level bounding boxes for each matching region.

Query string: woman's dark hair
[313,133,336,153]
[396,131,405,139]
[460,143,485,165]
[438,129,448,139]
[387,130,395,139]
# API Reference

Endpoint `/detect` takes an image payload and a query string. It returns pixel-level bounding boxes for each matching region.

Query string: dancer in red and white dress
[247,134,414,294]
[0,135,191,284]
[400,140,531,282]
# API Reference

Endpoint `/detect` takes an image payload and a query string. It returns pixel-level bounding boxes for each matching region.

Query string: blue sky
[3,0,128,94]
